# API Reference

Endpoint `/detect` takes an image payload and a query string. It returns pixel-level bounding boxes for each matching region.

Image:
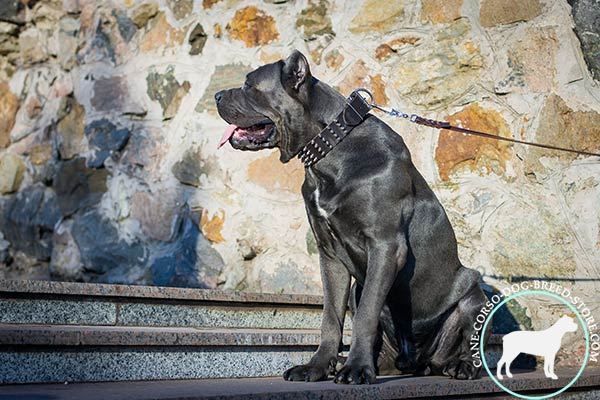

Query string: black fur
[215,51,489,384]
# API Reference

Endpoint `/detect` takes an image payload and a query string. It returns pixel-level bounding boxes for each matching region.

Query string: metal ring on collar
[343,88,373,126]
[350,88,375,106]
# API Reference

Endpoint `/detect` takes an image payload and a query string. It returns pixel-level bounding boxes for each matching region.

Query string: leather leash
[299,88,600,168]
[357,88,600,159]
[414,116,600,158]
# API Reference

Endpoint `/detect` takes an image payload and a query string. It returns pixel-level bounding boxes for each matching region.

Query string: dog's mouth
[218,119,278,151]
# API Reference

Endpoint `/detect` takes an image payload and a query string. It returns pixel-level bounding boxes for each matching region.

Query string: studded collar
[297,91,372,168]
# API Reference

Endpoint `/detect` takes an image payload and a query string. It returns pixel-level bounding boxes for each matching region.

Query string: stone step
[0,280,345,330]
[1,368,599,400]
[0,322,500,350]
[0,280,506,384]
[0,280,508,333]
[0,323,502,384]
[0,279,326,305]
[0,325,342,384]
[0,324,352,347]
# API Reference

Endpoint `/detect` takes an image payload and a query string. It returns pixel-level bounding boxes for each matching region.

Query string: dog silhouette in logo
[497,315,578,380]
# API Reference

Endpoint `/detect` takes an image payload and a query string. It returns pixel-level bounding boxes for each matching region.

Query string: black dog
[215,50,488,384]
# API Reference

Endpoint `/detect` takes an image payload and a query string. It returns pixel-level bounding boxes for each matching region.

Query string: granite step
[0,368,599,400]
[0,280,344,330]
[0,325,349,384]
[0,323,502,384]
[0,324,352,347]
[0,280,331,383]
[0,324,503,347]
[0,280,504,384]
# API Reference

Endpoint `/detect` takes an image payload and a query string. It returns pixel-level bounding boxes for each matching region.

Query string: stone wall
[0,0,599,330]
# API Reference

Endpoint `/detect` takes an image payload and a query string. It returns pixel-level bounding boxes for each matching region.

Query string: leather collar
[297,91,372,168]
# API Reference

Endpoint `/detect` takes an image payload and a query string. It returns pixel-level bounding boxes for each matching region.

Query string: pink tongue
[218,124,238,149]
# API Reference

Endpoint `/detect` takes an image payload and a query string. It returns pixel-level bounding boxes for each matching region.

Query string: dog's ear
[282,50,311,91]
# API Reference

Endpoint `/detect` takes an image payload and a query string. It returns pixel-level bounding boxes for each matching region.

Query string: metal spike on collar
[297,88,373,168]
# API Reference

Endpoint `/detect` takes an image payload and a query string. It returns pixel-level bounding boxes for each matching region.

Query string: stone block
[0,81,19,149]
[0,152,24,194]
[84,119,131,168]
[146,66,190,120]
[226,6,279,47]
[569,0,600,81]
[0,184,60,260]
[480,0,542,27]
[0,298,116,325]
[53,157,108,216]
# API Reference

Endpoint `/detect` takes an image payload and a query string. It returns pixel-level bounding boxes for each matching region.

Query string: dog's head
[215,50,317,163]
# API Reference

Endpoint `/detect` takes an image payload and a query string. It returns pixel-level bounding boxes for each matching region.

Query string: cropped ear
[282,50,311,91]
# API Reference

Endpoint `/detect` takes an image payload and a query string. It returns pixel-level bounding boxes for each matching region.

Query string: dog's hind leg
[429,282,488,380]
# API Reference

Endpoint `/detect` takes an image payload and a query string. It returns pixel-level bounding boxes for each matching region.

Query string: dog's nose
[215,90,224,105]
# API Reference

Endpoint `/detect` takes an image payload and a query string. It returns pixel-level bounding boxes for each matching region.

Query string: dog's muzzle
[218,120,278,150]
[215,90,279,151]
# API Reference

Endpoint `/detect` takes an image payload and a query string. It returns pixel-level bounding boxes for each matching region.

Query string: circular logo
[480,290,590,399]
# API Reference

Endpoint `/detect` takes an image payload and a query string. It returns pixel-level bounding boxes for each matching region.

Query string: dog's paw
[283,364,328,382]
[395,354,417,375]
[444,361,478,380]
[413,365,432,377]
[334,363,376,385]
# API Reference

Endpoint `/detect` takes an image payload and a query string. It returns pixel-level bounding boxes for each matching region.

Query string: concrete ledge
[0,325,352,347]
[0,280,325,305]
[0,368,598,399]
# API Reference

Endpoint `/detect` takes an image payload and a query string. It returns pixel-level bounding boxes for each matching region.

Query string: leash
[297,88,600,168]
[354,88,600,159]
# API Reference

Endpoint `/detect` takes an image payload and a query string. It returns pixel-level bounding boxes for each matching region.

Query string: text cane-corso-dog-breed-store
[215,50,489,385]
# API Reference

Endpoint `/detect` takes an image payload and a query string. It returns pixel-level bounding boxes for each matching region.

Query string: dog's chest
[309,186,345,244]
[309,185,366,280]
[304,171,344,241]
[312,186,329,219]
[308,184,338,240]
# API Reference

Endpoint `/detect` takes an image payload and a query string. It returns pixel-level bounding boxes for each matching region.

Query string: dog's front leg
[335,238,407,384]
[283,252,351,382]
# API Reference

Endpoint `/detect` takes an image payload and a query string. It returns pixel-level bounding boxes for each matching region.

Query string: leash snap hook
[352,88,412,120]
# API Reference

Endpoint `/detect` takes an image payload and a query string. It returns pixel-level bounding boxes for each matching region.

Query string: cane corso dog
[215,50,488,384]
